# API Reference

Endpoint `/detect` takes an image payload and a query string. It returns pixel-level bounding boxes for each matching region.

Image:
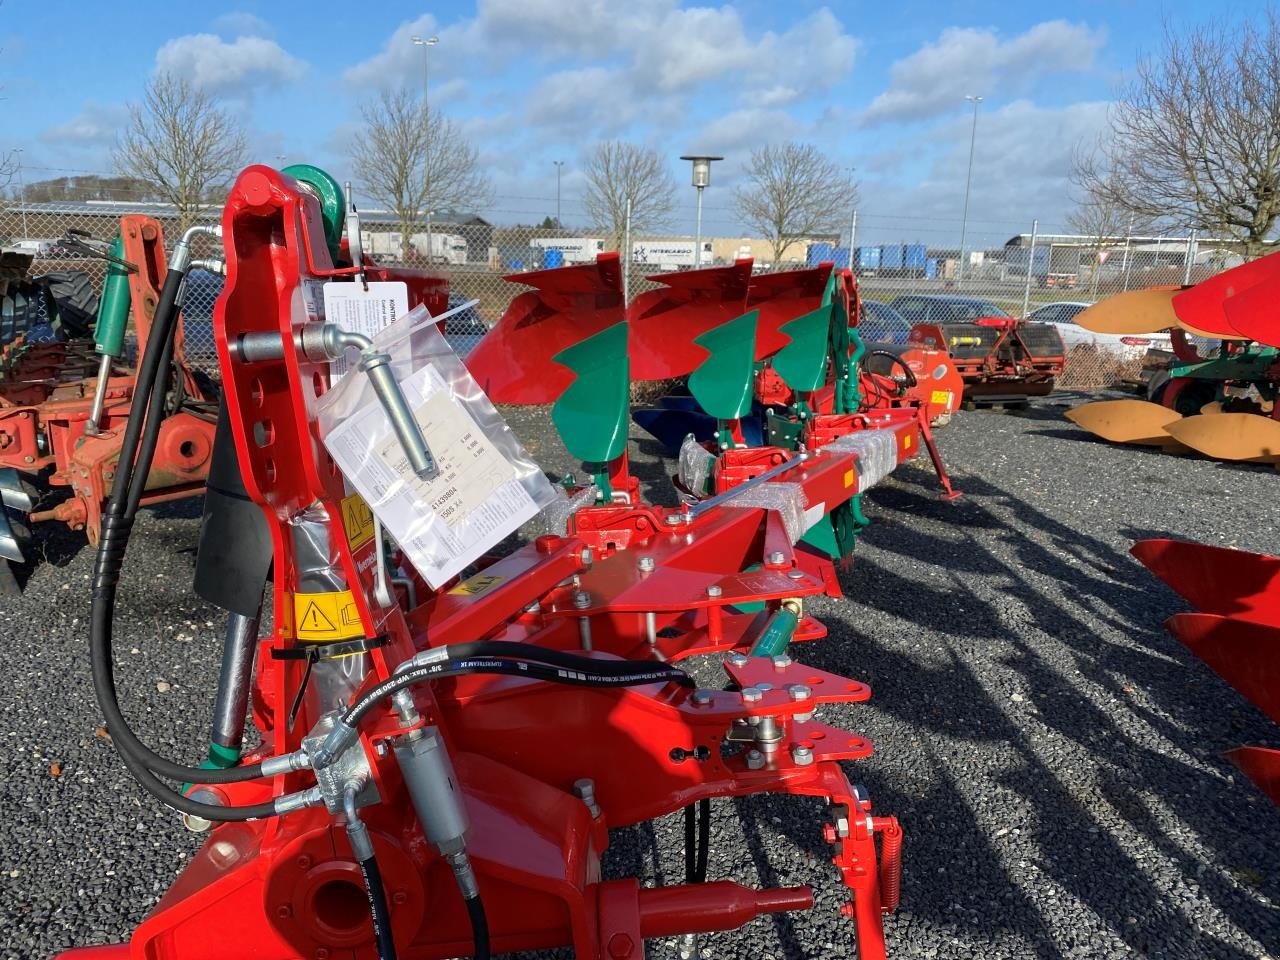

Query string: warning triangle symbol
[300,601,337,632]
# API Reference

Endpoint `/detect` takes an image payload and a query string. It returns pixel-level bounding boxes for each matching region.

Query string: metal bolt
[767,550,786,565]
[573,590,591,610]
[677,933,698,959]
[772,654,792,669]
[275,904,292,920]
[726,652,749,668]
[637,555,655,572]
[665,514,682,525]
[581,547,594,567]
[788,683,812,702]
[706,584,722,598]
[756,683,773,692]
[741,686,763,703]
[792,744,814,766]
[787,569,806,580]
[573,777,602,818]
[691,689,714,706]
[745,749,766,770]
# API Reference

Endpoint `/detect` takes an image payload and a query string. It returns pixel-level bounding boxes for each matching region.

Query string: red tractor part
[908,317,1064,403]
[1132,538,1280,803]
[60,167,903,960]
[465,254,625,404]
[0,216,219,574]
[1174,250,1280,344]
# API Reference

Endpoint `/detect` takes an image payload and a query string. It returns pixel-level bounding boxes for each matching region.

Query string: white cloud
[695,108,804,155]
[155,33,307,93]
[40,101,128,146]
[212,12,274,38]
[861,20,1106,126]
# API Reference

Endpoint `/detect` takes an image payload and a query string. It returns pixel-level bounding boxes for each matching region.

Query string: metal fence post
[622,198,632,306]
[1021,219,1038,318]
[1183,229,1196,285]
[1121,214,1134,293]
[848,210,858,270]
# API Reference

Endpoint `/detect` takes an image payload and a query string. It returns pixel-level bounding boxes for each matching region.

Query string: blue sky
[1,1,1268,244]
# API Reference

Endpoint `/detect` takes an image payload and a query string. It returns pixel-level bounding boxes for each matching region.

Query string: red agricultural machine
[1065,252,1280,464]
[60,165,918,960]
[906,315,1065,406]
[0,215,220,590]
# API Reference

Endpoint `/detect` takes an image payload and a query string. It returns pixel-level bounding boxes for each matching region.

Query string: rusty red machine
[0,215,219,589]
[61,166,926,960]
[906,315,1065,406]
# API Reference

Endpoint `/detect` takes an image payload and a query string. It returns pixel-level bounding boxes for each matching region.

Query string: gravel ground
[2,395,1278,959]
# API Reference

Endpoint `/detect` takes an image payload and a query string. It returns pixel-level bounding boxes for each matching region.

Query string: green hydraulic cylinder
[86,233,132,434]
[749,603,800,657]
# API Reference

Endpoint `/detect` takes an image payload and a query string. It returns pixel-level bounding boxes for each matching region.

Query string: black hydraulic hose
[90,262,268,787]
[358,854,399,960]
[343,655,691,732]
[683,798,712,884]
[464,894,491,960]
[444,639,693,677]
[115,728,279,821]
[696,797,710,882]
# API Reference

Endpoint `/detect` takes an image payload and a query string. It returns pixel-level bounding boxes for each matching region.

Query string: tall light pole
[956,94,982,285]
[680,154,722,268]
[410,35,438,112]
[14,148,27,240]
[553,160,565,227]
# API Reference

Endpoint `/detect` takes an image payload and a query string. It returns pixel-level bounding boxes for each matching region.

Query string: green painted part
[206,742,241,768]
[1171,349,1278,381]
[689,310,759,420]
[94,233,132,357]
[801,514,840,558]
[765,411,804,450]
[773,305,832,392]
[749,607,799,657]
[849,494,871,530]
[282,164,345,259]
[552,322,630,465]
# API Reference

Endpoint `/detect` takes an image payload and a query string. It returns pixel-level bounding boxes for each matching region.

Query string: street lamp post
[410,35,438,112]
[680,154,722,268]
[956,95,982,285]
[553,160,564,227]
[15,148,27,240]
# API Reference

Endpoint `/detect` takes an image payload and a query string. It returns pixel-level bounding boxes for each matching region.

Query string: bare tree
[114,74,246,231]
[1074,12,1280,257]
[582,141,675,252]
[1066,179,1153,294]
[351,90,492,260]
[734,143,857,266]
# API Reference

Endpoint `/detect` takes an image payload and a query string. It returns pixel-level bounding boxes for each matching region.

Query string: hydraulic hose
[345,784,398,960]
[314,653,691,769]
[90,232,276,790]
[464,893,491,960]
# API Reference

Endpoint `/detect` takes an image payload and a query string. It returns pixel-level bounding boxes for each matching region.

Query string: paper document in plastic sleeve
[322,281,409,379]
[322,363,539,588]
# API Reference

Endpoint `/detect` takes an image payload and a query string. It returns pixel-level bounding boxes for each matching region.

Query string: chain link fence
[1,201,1244,393]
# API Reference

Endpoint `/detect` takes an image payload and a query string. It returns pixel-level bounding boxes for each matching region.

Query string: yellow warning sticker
[341,493,375,551]
[292,591,364,642]
[930,390,951,406]
[447,573,505,597]
[903,433,913,450]
[842,469,855,488]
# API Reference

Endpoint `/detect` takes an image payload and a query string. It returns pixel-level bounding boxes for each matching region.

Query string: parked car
[1026,301,1172,359]
[443,293,489,356]
[858,300,913,344]
[889,294,1010,325]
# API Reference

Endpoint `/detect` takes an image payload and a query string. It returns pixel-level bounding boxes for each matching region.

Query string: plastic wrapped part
[288,503,367,711]
[830,428,899,491]
[540,483,598,537]
[725,481,808,543]
[316,304,558,588]
[678,435,717,497]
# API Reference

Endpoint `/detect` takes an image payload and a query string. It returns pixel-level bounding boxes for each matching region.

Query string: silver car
[1027,301,1173,359]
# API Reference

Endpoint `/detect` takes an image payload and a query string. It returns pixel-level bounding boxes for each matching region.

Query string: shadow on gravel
[801,463,1277,958]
